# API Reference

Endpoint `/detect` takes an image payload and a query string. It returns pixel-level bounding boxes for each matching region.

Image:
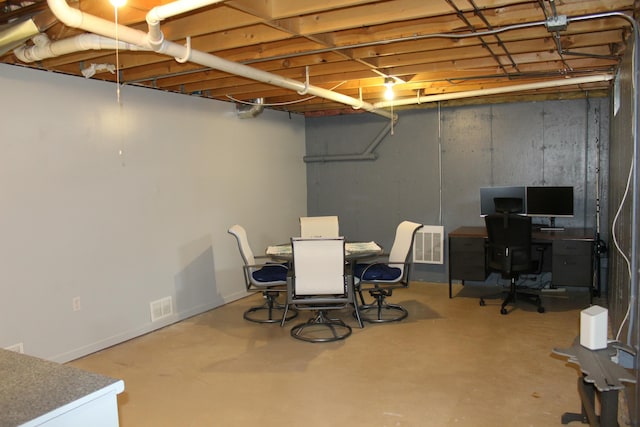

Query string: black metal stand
[553,340,636,427]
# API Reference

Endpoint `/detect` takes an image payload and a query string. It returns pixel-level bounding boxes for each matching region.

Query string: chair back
[484,214,532,276]
[299,216,340,238]
[228,224,256,267]
[388,221,423,277]
[494,197,524,214]
[291,237,346,296]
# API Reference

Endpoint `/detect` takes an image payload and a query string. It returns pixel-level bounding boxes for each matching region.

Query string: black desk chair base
[357,289,408,323]
[480,278,545,315]
[290,310,352,342]
[244,291,298,324]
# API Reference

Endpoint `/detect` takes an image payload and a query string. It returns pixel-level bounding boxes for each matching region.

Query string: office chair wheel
[479,298,486,306]
[537,306,545,313]
[500,307,508,315]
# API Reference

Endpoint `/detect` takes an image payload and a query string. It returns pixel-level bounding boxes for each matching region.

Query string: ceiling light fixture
[384,77,395,100]
[110,0,126,7]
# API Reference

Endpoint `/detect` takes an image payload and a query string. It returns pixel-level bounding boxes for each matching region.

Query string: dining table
[265,240,383,261]
[265,240,384,328]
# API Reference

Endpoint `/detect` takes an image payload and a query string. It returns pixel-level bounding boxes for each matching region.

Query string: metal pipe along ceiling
[39,0,397,121]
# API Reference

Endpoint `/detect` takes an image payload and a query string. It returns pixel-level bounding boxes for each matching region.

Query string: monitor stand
[540,217,564,232]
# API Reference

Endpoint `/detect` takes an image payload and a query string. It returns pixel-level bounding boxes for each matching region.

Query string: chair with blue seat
[282,237,353,342]
[228,224,297,324]
[354,220,423,323]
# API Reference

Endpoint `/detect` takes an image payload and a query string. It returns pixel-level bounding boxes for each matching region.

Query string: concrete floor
[68,282,599,427]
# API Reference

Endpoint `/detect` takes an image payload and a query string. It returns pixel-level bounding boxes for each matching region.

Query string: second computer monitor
[525,186,574,217]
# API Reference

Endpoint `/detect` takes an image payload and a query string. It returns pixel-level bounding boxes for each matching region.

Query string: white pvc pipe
[14,33,147,62]
[146,0,225,49]
[45,0,397,120]
[373,75,614,109]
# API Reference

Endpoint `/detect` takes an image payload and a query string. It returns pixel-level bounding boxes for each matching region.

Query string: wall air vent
[150,296,173,322]
[413,225,444,264]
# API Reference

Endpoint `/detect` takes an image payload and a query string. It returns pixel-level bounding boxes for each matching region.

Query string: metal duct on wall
[236,98,264,119]
[0,10,56,56]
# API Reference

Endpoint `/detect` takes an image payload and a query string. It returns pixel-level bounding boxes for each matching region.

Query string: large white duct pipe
[44,0,397,120]
[373,75,613,109]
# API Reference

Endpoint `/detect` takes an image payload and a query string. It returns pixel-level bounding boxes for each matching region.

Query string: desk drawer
[449,237,486,280]
[553,255,593,286]
[554,240,592,256]
[450,237,485,252]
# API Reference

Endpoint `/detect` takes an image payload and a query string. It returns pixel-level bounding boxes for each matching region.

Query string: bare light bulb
[110,0,126,7]
[384,82,395,100]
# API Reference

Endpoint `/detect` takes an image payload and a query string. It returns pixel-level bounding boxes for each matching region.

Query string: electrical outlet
[72,297,81,312]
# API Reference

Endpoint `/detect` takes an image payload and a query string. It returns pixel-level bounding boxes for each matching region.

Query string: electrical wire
[612,149,634,341]
[225,81,347,107]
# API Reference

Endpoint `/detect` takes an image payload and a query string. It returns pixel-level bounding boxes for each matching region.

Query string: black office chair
[480,198,545,315]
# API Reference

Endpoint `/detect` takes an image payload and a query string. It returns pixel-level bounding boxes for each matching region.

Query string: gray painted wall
[607,36,639,423]
[306,98,609,284]
[0,64,307,362]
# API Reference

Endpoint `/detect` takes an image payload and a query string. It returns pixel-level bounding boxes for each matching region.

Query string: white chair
[354,221,423,323]
[228,224,297,324]
[281,237,353,342]
[299,216,339,238]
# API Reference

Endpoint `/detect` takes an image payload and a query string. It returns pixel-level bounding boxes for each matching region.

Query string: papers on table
[266,245,292,256]
[345,241,382,254]
[266,241,381,257]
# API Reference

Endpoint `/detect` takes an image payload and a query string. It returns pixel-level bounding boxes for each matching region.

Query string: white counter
[0,349,124,427]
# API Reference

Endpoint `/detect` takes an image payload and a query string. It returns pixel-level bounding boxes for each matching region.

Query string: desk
[448,226,596,299]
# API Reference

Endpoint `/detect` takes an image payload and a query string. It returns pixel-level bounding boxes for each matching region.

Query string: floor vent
[150,296,173,322]
[413,225,444,264]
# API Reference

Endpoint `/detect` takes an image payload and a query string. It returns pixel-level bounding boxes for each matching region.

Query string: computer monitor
[525,186,574,230]
[525,186,574,217]
[479,186,526,216]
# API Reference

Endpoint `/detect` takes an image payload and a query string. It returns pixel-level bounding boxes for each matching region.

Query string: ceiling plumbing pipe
[146,0,225,51]
[303,119,395,163]
[42,0,397,121]
[14,32,148,62]
[373,75,614,109]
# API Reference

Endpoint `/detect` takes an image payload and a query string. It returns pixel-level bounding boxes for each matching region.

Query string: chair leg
[358,289,408,323]
[289,310,352,342]
[498,278,545,315]
[244,291,297,324]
